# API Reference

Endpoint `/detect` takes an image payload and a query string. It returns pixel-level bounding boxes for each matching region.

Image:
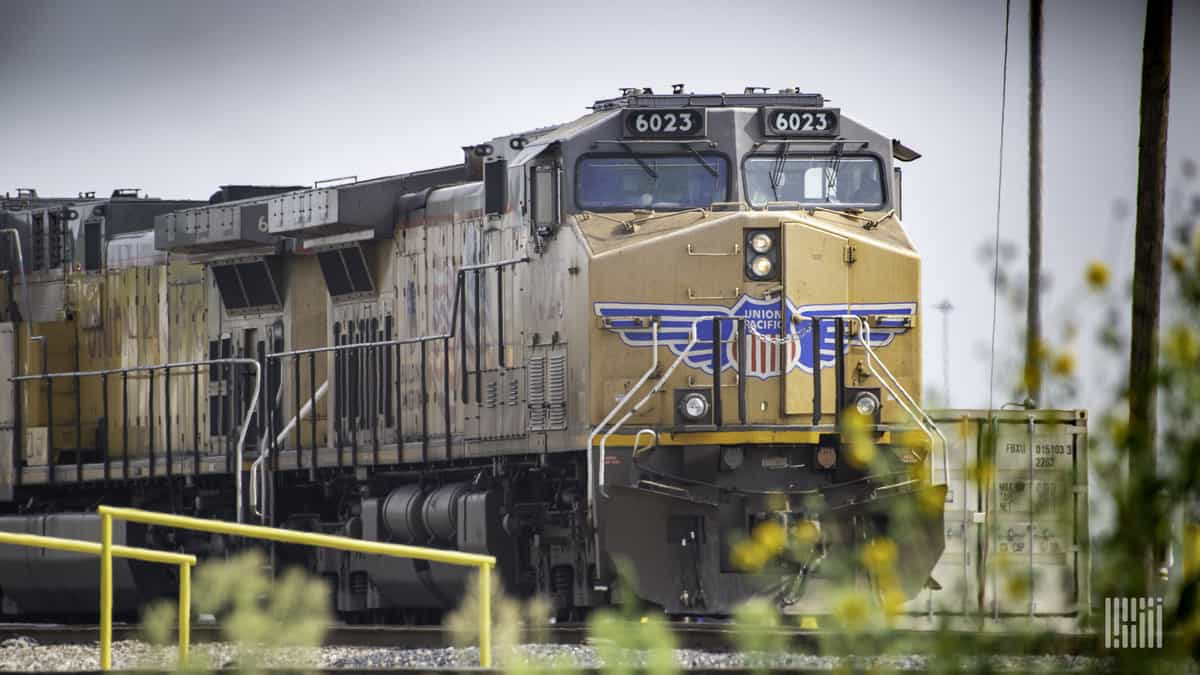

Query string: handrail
[830,315,949,485]
[594,311,948,490]
[257,255,530,512]
[0,530,195,667]
[12,358,261,523]
[597,315,724,496]
[250,380,328,518]
[97,506,495,669]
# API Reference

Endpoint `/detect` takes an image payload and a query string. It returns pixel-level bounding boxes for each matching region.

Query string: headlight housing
[854,391,880,417]
[744,229,780,281]
[749,232,774,253]
[749,255,773,278]
[681,392,710,421]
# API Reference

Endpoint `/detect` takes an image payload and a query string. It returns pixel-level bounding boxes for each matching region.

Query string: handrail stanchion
[479,562,492,667]
[443,337,451,455]
[178,561,191,664]
[293,355,301,467]
[100,510,112,671]
[710,317,722,427]
[309,354,317,474]
[192,364,200,477]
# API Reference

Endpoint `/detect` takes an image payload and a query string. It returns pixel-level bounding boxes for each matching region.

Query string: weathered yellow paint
[287,255,329,448]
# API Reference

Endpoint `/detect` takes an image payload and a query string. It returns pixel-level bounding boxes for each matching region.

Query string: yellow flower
[1051,351,1075,376]
[1165,326,1200,363]
[791,520,820,547]
[846,438,876,468]
[731,539,768,572]
[881,586,907,617]
[752,520,786,555]
[968,461,994,487]
[832,590,871,630]
[1004,573,1029,600]
[1170,251,1187,274]
[861,538,898,574]
[1085,261,1110,291]
[918,485,948,514]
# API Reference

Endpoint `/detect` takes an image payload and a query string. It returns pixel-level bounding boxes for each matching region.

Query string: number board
[762,107,840,137]
[622,109,706,139]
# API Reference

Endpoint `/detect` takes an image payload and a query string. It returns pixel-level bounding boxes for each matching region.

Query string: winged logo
[594,295,916,380]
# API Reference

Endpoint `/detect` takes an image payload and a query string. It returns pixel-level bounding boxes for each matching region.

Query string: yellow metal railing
[0,530,195,666]
[97,505,496,670]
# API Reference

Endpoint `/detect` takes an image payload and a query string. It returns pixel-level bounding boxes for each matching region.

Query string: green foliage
[731,598,784,675]
[140,550,330,674]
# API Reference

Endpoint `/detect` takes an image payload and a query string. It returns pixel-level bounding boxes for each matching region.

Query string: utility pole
[1128,0,1172,595]
[1024,0,1044,405]
[934,300,953,407]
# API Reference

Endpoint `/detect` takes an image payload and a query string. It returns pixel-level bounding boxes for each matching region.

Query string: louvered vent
[528,354,546,430]
[486,380,498,408]
[546,351,568,430]
[508,378,519,407]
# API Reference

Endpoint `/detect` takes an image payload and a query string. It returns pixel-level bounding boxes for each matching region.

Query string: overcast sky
[1,0,1197,416]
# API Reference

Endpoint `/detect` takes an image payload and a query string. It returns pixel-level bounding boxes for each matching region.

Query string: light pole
[934,299,954,407]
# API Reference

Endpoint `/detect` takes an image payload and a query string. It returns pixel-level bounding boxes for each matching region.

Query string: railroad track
[0,621,1102,655]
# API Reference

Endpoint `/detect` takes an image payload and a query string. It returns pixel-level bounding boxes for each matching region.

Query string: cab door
[782,221,851,417]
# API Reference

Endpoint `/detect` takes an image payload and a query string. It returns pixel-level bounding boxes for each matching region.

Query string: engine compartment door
[782,221,850,416]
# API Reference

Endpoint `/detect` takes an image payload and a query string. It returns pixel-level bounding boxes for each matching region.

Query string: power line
[987,0,1013,415]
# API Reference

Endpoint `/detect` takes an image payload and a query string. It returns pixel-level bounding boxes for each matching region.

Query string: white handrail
[832,315,949,485]
[588,323,659,513]
[250,380,329,519]
[597,315,725,496]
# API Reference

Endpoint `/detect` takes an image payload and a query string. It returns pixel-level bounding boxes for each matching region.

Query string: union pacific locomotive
[0,88,947,619]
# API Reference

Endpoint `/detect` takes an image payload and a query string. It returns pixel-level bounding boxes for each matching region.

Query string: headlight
[681,392,710,420]
[749,255,774,278]
[854,392,880,417]
[749,232,774,253]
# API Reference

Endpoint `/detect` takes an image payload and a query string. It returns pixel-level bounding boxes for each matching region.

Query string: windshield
[743,155,884,208]
[576,154,728,210]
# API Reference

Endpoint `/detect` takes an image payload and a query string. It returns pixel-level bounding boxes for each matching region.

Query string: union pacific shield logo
[594,296,916,381]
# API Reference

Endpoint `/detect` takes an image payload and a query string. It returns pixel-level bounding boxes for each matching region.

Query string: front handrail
[596,315,724,497]
[594,311,948,490]
[0,529,195,668]
[829,315,949,485]
[97,506,494,669]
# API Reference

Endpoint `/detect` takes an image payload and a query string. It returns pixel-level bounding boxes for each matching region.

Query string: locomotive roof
[591,90,826,111]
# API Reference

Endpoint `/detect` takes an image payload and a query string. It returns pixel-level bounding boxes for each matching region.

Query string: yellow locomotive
[0,88,949,618]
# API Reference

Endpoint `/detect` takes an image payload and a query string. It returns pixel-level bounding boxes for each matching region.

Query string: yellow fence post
[178,562,191,665]
[478,562,492,667]
[100,511,113,672]
[0,530,196,671]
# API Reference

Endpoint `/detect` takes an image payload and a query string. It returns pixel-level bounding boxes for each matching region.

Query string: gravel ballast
[0,637,1130,671]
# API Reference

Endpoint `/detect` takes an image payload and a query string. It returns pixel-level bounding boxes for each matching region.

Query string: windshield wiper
[680,143,718,177]
[618,142,658,179]
[769,142,788,201]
